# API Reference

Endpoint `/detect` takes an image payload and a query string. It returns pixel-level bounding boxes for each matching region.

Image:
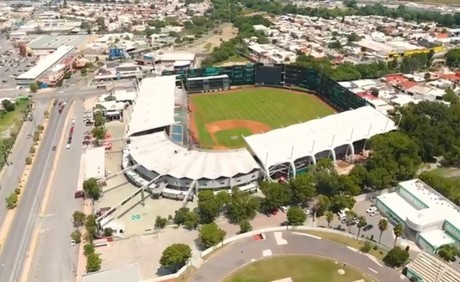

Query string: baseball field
[189,87,335,149]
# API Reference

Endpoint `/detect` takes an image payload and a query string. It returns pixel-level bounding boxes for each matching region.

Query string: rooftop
[16,46,74,80]
[378,192,418,223]
[84,147,105,180]
[419,229,455,250]
[244,106,396,170]
[81,263,140,282]
[158,52,195,62]
[128,132,260,180]
[126,75,176,136]
[27,34,88,49]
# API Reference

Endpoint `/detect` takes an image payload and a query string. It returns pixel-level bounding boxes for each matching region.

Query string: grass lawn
[191,87,334,148]
[430,167,460,181]
[0,101,28,138]
[224,255,375,282]
[214,128,253,148]
[303,230,387,261]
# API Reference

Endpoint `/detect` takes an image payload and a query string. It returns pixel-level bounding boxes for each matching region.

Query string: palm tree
[345,210,357,233]
[356,216,367,238]
[325,211,334,228]
[393,223,404,247]
[378,218,388,244]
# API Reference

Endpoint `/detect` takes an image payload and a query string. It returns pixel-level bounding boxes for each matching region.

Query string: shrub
[25,157,32,165]
[360,241,372,253]
[383,246,409,268]
[15,188,21,195]
[30,147,36,154]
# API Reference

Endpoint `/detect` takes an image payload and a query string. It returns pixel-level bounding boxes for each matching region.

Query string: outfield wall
[162,63,368,112]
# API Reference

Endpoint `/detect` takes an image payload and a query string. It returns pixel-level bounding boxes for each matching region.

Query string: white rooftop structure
[377,192,418,223]
[244,106,396,176]
[82,263,140,282]
[16,46,74,81]
[128,132,260,180]
[419,230,455,250]
[84,147,105,180]
[126,75,176,136]
[158,52,195,62]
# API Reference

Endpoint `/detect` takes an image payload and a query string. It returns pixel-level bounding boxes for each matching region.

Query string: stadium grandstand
[121,64,396,201]
[122,76,260,202]
[244,106,396,179]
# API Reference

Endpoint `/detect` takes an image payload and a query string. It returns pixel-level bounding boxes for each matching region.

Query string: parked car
[363,224,374,231]
[366,206,377,214]
[280,206,288,213]
[369,211,379,217]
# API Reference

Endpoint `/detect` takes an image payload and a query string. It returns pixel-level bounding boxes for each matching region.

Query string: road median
[0,100,54,253]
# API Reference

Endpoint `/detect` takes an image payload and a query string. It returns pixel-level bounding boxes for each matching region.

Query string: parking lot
[316,199,396,249]
[0,34,38,90]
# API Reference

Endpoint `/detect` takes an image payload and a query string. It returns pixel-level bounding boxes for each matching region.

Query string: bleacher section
[406,252,460,282]
[185,74,230,93]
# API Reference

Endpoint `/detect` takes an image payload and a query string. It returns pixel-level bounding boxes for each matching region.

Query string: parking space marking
[262,249,272,257]
[274,232,287,245]
[292,232,321,240]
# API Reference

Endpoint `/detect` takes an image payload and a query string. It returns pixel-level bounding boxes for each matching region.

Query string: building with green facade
[376,179,460,253]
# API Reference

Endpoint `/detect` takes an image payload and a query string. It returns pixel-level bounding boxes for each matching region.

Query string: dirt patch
[206,120,271,150]
[178,23,238,54]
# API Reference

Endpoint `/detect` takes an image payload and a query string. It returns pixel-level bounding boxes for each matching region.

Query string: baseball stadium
[121,64,396,202]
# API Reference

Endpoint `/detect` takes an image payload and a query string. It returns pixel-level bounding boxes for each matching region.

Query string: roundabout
[223,255,374,282]
[190,230,408,282]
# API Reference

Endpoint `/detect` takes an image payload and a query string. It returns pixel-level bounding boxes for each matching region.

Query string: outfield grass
[191,87,334,148]
[224,255,375,282]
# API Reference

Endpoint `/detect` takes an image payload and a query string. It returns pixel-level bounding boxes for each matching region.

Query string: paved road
[0,101,69,282]
[191,231,408,282]
[1,86,106,100]
[28,100,86,282]
[0,100,48,228]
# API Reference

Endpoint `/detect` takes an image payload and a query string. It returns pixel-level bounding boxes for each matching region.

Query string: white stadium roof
[16,45,74,80]
[244,106,396,170]
[129,132,260,180]
[126,75,176,136]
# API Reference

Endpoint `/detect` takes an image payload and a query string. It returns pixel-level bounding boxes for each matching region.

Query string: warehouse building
[27,34,93,56]
[15,45,75,87]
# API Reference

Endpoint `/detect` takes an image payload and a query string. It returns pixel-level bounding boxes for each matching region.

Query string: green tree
[325,211,334,228]
[345,210,357,233]
[160,243,192,272]
[103,227,113,237]
[443,88,459,105]
[86,252,102,272]
[82,178,102,200]
[239,219,252,233]
[173,207,190,225]
[287,206,306,226]
[383,246,409,268]
[71,230,82,244]
[2,100,15,112]
[259,181,290,213]
[356,216,367,238]
[197,191,220,224]
[5,192,18,209]
[85,214,98,243]
[155,216,168,230]
[225,188,260,224]
[72,210,86,227]
[183,211,199,230]
[311,195,330,216]
[199,222,226,249]
[84,243,95,256]
[29,82,38,92]
[288,173,316,206]
[393,223,404,247]
[378,218,388,244]
[437,244,460,262]
[94,112,106,127]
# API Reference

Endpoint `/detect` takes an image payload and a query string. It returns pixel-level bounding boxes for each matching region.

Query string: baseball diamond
[189,87,335,149]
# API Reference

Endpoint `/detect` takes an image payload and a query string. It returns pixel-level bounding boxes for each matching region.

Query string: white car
[66,143,71,149]
[369,211,379,217]
[366,206,377,214]
[304,209,312,215]
[70,239,76,246]
[280,206,288,213]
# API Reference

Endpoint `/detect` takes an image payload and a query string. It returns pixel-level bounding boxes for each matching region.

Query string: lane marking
[292,232,322,240]
[368,267,378,274]
[274,232,287,246]
[262,249,272,257]
[347,246,359,252]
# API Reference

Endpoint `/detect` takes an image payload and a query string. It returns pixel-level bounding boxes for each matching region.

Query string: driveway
[191,231,408,282]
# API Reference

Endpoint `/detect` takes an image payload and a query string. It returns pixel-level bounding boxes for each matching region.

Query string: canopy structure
[244,106,396,178]
[126,75,176,136]
[129,132,260,180]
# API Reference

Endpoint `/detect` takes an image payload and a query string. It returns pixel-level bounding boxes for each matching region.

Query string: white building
[376,179,460,253]
[15,45,74,86]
